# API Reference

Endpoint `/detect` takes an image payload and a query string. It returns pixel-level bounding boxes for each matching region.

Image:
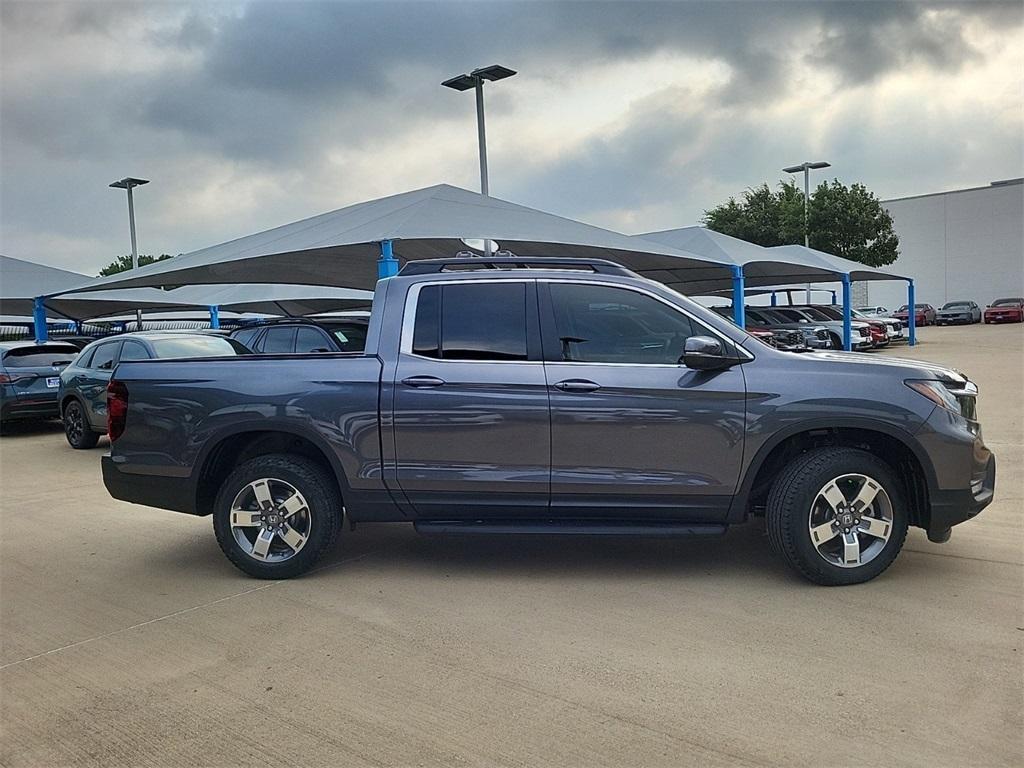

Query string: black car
[58,331,249,449]
[229,316,370,354]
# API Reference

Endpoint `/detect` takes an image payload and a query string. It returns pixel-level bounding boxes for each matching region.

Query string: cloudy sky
[1,0,1021,275]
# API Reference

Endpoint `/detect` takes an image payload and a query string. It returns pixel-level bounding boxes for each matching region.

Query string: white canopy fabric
[0,255,91,315]
[69,184,733,293]
[165,284,373,316]
[635,227,908,287]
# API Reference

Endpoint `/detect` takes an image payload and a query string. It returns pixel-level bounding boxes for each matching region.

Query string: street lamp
[109,177,150,329]
[782,161,830,302]
[442,64,516,198]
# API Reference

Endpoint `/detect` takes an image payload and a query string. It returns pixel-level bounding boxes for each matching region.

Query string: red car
[893,303,937,326]
[983,298,1024,324]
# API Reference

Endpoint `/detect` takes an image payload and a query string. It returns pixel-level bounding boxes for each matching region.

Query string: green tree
[702,179,899,266]
[98,253,174,277]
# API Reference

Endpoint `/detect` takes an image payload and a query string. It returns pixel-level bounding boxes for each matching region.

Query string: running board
[414,520,727,537]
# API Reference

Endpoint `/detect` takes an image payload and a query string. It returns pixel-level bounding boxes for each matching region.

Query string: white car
[851,308,905,340]
[856,306,890,318]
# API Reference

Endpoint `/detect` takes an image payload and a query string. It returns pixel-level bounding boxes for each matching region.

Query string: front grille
[893,321,902,331]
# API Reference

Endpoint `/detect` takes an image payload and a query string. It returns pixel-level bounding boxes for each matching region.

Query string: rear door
[391,279,550,518]
[541,280,747,521]
[262,326,297,354]
[81,340,121,429]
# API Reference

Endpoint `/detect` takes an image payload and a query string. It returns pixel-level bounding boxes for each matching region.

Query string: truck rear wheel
[765,447,908,585]
[213,453,343,579]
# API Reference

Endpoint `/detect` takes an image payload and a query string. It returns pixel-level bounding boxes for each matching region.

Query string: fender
[727,415,939,522]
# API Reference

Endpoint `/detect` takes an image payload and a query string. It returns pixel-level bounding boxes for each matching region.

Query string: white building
[864,179,1023,311]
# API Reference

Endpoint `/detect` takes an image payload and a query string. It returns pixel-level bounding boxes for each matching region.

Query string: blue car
[59,331,249,449]
[0,340,81,428]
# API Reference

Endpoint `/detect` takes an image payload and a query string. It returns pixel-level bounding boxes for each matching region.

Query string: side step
[414,520,728,537]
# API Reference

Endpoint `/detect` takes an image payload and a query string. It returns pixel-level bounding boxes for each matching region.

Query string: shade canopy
[69,184,732,293]
[635,227,907,288]
[0,255,92,314]
[165,284,373,316]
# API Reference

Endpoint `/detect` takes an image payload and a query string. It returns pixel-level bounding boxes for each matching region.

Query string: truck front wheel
[765,447,909,585]
[213,454,343,579]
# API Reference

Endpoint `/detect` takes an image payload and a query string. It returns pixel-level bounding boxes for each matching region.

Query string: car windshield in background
[992,298,1023,307]
[943,302,970,309]
[2,345,79,367]
[150,337,249,358]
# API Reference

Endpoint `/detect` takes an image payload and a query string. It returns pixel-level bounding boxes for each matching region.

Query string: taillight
[0,373,22,384]
[107,380,129,441]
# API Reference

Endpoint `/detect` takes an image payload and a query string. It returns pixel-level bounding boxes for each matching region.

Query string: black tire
[63,400,100,449]
[828,332,842,350]
[213,453,343,579]
[765,447,908,586]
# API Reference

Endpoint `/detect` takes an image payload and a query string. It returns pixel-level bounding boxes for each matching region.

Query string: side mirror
[682,336,736,371]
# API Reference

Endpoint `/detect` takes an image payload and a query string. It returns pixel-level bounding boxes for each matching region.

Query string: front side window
[549,283,697,364]
[412,283,528,361]
[232,327,261,350]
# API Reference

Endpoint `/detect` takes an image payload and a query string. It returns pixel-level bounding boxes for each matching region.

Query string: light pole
[442,64,516,257]
[782,161,830,302]
[109,177,149,329]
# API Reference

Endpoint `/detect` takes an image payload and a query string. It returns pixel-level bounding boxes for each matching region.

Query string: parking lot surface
[2,324,1022,767]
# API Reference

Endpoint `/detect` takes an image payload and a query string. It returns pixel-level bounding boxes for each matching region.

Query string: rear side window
[412,283,528,361]
[262,327,295,354]
[1,345,79,367]
[119,341,151,361]
[91,342,120,371]
[232,327,262,350]
[295,327,333,353]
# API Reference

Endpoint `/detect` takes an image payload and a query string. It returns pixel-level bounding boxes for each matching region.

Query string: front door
[541,281,747,521]
[392,280,550,519]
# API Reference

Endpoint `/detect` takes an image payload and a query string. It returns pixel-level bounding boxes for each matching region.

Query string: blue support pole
[770,291,777,307]
[731,265,745,328]
[378,239,399,279]
[907,279,916,346]
[209,305,220,329]
[32,297,48,342]
[841,274,852,351]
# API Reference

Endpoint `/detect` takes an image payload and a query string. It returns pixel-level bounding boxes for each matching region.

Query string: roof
[882,178,1023,204]
[69,184,733,294]
[0,255,91,311]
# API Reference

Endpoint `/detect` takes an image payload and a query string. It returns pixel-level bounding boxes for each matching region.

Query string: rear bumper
[1,396,59,421]
[102,455,199,515]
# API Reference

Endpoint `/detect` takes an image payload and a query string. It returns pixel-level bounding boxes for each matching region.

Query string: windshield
[149,336,249,358]
[1,345,79,367]
[942,302,970,309]
[992,298,1023,307]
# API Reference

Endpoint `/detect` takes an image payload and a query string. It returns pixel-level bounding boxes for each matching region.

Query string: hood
[802,350,968,383]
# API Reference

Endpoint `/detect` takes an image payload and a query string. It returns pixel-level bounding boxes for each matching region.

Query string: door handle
[554,379,601,392]
[402,375,446,388]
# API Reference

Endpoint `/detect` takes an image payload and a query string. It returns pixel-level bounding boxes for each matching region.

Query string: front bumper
[936,315,972,324]
[102,454,199,515]
[984,312,1021,323]
[927,454,995,542]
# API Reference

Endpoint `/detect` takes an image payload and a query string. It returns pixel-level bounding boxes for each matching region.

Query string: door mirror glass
[681,336,734,370]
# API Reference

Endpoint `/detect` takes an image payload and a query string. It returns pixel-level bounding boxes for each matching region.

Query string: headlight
[906,379,978,420]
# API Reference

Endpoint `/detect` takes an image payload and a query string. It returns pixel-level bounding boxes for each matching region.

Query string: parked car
[856,306,891,318]
[850,308,905,341]
[983,298,1024,324]
[0,341,80,427]
[770,307,874,350]
[103,257,995,586]
[936,301,981,325]
[709,307,807,351]
[58,331,249,449]
[893,303,937,326]
[792,304,896,346]
[230,316,370,354]
[743,308,832,349]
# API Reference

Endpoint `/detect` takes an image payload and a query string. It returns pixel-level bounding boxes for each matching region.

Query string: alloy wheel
[65,404,84,443]
[230,477,312,563]
[807,473,894,568]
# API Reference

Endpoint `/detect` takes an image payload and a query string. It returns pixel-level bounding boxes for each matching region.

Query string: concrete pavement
[1,323,1021,766]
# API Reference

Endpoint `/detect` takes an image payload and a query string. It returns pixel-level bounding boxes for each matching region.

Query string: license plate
[46,377,60,388]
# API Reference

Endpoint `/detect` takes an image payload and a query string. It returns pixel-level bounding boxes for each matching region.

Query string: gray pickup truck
[102,258,995,585]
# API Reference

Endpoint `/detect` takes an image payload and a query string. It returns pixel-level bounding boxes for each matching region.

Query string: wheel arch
[732,419,937,530]
[194,422,349,517]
